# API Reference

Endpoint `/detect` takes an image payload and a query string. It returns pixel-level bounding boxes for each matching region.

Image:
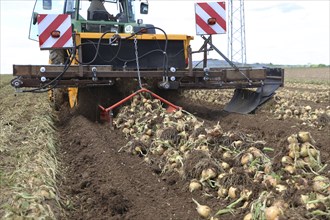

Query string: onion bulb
[200,168,217,182]
[264,206,282,220]
[174,110,183,119]
[300,194,309,204]
[228,186,238,199]
[189,179,202,192]
[222,151,232,160]
[232,140,243,147]
[243,213,252,220]
[284,165,296,174]
[298,131,315,144]
[221,162,230,170]
[275,184,287,192]
[217,187,228,198]
[312,175,330,192]
[241,153,253,165]
[287,134,298,144]
[145,129,152,136]
[192,198,212,219]
[248,147,263,158]
[281,156,293,166]
[288,143,300,152]
[263,175,277,187]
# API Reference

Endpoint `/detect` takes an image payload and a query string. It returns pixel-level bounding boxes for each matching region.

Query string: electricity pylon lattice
[227,0,246,66]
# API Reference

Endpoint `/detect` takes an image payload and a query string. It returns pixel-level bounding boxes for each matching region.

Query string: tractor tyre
[49,49,68,111]
[52,88,68,111]
[49,49,65,64]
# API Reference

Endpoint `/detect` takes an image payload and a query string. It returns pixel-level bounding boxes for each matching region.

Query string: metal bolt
[40,76,47,82]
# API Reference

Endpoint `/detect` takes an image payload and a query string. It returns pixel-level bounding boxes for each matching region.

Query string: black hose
[22,26,169,93]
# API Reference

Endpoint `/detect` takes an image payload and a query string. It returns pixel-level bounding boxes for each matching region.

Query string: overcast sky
[0,0,329,74]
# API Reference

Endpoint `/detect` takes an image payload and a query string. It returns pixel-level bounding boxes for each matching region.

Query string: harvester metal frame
[11,0,284,115]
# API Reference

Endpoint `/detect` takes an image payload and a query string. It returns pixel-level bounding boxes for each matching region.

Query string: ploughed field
[0,67,329,220]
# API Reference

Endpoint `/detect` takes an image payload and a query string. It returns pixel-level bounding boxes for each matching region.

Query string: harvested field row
[0,75,60,219]
[1,67,329,219]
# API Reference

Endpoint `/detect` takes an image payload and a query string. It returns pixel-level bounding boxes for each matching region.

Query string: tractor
[11,0,284,121]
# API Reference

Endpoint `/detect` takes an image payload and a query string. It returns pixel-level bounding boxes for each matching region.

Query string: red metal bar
[98,88,181,123]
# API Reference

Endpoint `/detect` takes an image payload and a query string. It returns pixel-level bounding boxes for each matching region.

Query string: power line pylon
[227,0,246,66]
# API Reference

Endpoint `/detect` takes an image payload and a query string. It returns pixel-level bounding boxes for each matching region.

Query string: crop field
[0,67,329,220]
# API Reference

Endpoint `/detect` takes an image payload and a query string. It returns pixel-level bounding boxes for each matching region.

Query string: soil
[56,83,329,220]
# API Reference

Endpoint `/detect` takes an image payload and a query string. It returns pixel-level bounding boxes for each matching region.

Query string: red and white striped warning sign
[195,2,226,35]
[37,14,73,49]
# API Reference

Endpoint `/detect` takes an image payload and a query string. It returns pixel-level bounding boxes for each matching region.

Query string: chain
[134,36,143,89]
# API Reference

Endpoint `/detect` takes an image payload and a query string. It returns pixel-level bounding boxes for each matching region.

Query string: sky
[0,0,329,74]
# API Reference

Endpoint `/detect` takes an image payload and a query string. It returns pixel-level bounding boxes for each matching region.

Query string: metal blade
[224,88,262,114]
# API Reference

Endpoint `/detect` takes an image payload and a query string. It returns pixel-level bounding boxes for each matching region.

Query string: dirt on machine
[11,0,284,121]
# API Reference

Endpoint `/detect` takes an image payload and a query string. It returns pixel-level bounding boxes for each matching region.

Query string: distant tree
[317,64,327,67]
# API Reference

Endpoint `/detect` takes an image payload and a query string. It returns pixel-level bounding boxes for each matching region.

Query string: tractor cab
[29,0,152,41]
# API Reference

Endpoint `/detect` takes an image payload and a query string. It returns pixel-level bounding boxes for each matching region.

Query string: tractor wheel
[49,50,68,111]
[77,86,125,122]
[49,49,65,64]
[51,88,68,111]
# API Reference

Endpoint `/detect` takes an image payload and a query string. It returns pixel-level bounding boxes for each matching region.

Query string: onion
[264,206,281,220]
[285,109,292,116]
[240,189,252,200]
[142,97,148,103]
[228,186,238,199]
[312,175,330,192]
[200,168,217,182]
[192,198,212,219]
[295,159,306,168]
[155,145,165,156]
[217,173,227,179]
[243,213,252,220]
[263,175,277,187]
[241,153,253,165]
[275,184,287,192]
[221,162,230,170]
[145,129,152,136]
[254,171,265,183]
[232,140,243,147]
[189,179,202,192]
[288,143,300,152]
[249,146,263,158]
[176,120,186,132]
[287,134,298,144]
[217,187,228,198]
[298,131,315,144]
[308,148,319,158]
[174,110,183,119]
[299,142,309,157]
[206,122,223,137]
[222,151,232,160]
[293,109,300,115]
[281,156,293,165]
[300,194,309,204]
[197,145,209,152]
[140,134,150,142]
[288,150,299,159]
[284,165,296,174]
[39,190,50,199]
[264,163,272,174]
[305,105,312,112]
[122,127,130,135]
